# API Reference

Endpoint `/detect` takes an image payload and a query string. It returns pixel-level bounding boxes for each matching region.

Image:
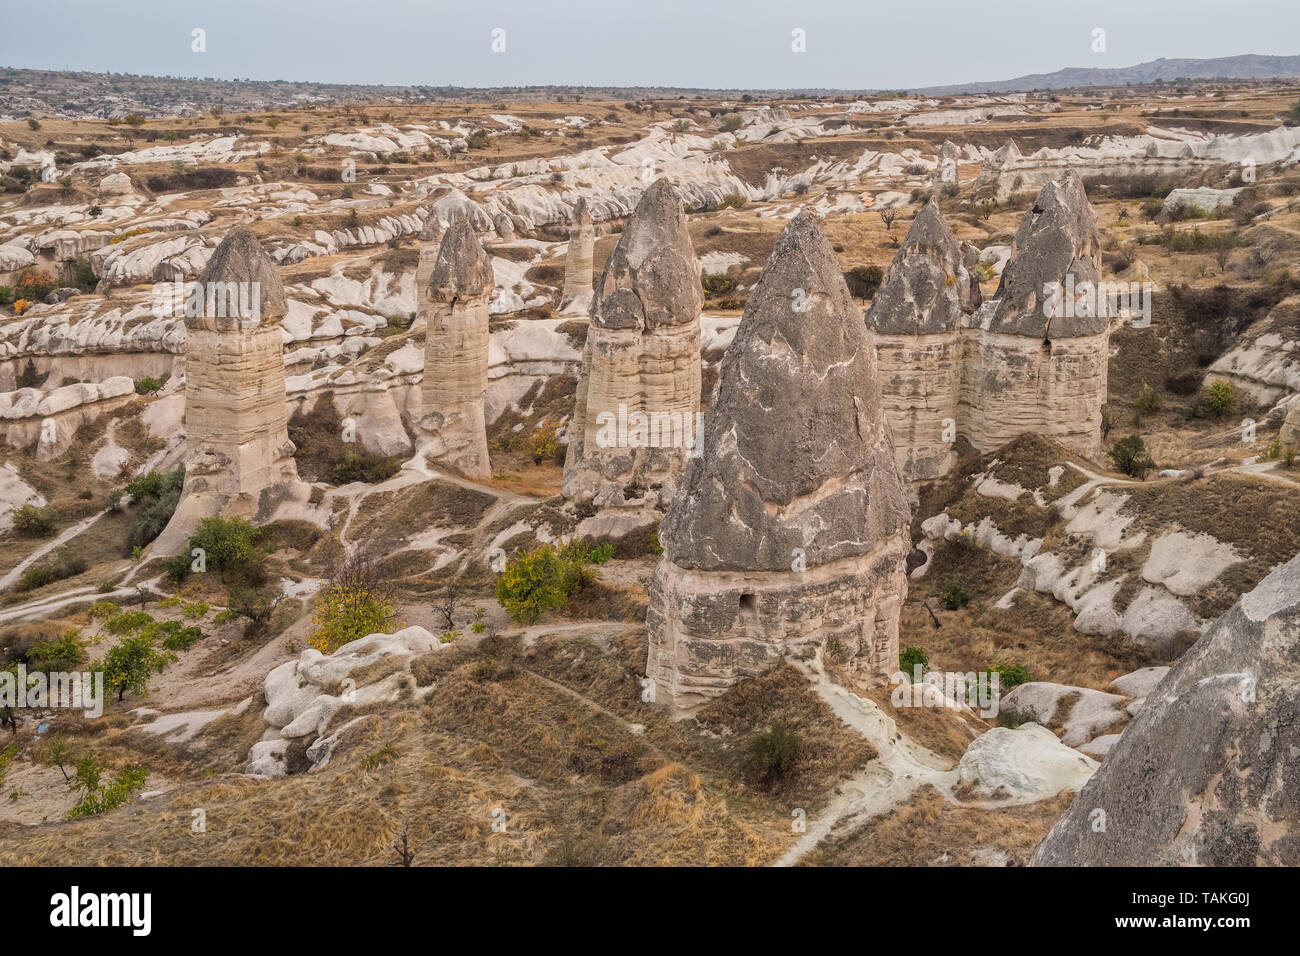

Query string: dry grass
[799,784,1072,866]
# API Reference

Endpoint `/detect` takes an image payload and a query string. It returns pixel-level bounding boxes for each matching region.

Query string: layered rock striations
[416,217,494,480]
[563,180,702,524]
[646,212,912,713]
[154,226,308,555]
[1033,552,1300,865]
[865,199,980,481]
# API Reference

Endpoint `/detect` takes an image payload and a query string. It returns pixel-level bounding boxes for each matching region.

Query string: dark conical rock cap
[188,225,287,330]
[590,178,700,331]
[661,211,910,572]
[573,196,592,226]
[866,200,978,335]
[419,209,446,242]
[984,172,1104,338]
[429,216,494,302]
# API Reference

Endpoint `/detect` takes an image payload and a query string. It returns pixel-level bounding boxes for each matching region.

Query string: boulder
[1033,553,1300,865]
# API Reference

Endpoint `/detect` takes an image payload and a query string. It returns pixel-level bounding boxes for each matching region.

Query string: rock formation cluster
[1033,552,1300,865]
[153,226,308,555]
[646,212,912,713]
[868,174,1110,478]
[563,180,702,531]
[416,217,494,480]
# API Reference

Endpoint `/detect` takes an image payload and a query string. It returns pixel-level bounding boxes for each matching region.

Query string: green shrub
[991,662,1031,690]
[67,755,148,819]
[1108,434,1156,479]
[144,619,202,651]
[11,504,56,537]
[88,600,120,620]
[163,553,191,585]
[16,554,87,592]
[718,193,746,209]
[940,583,971,611]
[495,544,569,624]
[134,376,165,395]
[27,629,87,671]
[70,256,96,291]
[188,516,260,576]
[701,273,737,297]
[0,285,13,305]
[124,466,184,548]
[332,449,400,484]
[746,720,801,786]
[1203,379,1238,417]
[899,645,929,675]
[308,582,395,652]
[104,610,153,635]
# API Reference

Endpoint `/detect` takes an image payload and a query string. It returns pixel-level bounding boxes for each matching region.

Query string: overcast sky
[2,0,1298,90]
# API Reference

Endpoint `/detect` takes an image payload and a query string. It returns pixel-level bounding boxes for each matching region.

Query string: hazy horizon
[2,0,1299,91]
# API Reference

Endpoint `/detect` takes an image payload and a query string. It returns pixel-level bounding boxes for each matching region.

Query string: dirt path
[0,509,110,593]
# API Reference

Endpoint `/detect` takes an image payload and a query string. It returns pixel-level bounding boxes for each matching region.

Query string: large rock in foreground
[1033,553,1300,865]
[646,211,911,713]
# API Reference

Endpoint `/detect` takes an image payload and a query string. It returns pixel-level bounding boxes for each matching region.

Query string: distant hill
[916,54,1300,95]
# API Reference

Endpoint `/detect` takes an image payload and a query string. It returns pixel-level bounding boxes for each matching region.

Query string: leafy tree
[15,268,56,302]
[1108,435,1156,479]
[494,544,568,624]
[101,633,170,701]
[529,418,562,464]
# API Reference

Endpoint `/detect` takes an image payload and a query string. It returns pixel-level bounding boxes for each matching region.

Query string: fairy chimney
[646,212,912,713]
[865,199,981,481]
[962,172,1110,459]
[558,197,595,316]
[416,217,494,480]
[563,180,702,530]
[153,226,307,555]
